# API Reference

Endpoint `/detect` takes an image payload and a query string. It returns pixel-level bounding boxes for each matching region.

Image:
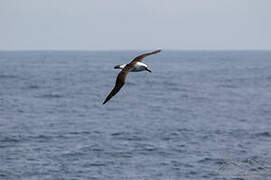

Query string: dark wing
[103,67,131,104]
[130,49,161,64]
[103,49,161,104]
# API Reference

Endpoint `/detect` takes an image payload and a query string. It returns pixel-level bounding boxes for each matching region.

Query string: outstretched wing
[103,69,130,104]
[103,49,161,104]
[130,49,161,64]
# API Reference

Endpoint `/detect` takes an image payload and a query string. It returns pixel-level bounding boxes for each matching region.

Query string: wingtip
[153,49,162,54]
[103,98,109,105]
[156,49,162,52]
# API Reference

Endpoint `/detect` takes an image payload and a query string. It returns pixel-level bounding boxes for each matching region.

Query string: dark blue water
[1,50,271,180]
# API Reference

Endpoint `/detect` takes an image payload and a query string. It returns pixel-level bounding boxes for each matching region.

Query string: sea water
[0,50,271,179]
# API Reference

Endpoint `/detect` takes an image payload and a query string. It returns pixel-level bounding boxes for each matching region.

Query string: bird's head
[114,64,126,69]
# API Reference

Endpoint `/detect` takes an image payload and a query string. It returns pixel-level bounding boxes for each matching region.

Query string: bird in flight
[103,49,161,104]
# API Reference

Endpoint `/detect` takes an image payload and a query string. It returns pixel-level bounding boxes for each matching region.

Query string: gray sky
[1,0,271,50]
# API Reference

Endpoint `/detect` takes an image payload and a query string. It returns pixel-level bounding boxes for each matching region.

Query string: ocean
[0,50,271,180]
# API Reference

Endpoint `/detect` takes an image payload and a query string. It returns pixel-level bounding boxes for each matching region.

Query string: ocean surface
[0,50,271,180]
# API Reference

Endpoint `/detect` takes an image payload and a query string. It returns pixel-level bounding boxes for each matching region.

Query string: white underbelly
[131,66,145,72]
[131,62,147,72]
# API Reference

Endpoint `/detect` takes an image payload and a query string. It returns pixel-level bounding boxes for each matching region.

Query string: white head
[114,64,126,69]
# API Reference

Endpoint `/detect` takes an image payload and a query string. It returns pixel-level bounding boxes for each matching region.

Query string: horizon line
[0,48,271,52]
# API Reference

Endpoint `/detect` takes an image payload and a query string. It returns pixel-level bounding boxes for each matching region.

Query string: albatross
[103,49,161,104]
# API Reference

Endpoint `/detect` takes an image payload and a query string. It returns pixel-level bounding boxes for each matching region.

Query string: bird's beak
[146,67,152,73]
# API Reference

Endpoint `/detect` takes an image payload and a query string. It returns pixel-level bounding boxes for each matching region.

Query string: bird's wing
[130,49,161,64]
[103,67,131,104]
[103,49,161,104]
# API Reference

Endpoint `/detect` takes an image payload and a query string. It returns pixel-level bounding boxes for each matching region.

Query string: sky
[0,0,271,50]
